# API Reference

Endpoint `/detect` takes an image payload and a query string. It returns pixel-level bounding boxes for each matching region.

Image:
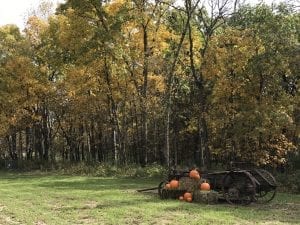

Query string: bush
[275,170,300,194]
[0,159,167,179]
[43,162,167,178]
[143,163,168,178]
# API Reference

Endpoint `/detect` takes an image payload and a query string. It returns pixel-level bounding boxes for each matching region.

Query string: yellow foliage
[25,16,49,46]
[105,0,126,16]
[148,74,165,93]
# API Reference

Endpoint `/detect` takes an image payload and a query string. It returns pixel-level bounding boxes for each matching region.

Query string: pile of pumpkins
[165,169,211,203]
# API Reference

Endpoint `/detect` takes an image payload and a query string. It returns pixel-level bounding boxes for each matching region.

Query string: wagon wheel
[255,169,277,203]
[158,181,169,199]
[222,171,256,205]
[255,189,276,203]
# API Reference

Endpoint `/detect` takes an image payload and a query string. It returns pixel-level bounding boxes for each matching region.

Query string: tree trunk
[25,127,32,160]
[97,127,103,162]
[141,24,149,166]
[42,110,50,161]
[165,110,170,167]
[18,131,23,160]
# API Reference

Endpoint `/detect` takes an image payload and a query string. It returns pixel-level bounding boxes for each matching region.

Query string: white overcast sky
[0,0,286,30]
[0,0,65,30]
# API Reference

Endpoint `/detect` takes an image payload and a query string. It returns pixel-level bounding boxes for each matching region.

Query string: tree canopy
[0,0,299,169]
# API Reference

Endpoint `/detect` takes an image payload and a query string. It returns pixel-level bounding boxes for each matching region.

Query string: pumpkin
[200,181,211,191]
[169,180,179,189]
[179,196,184,201]
[165,183,171,189]
[186,197,192,202]
[183,192,192,201]
[195,174,200,180]
[189,169,200,179]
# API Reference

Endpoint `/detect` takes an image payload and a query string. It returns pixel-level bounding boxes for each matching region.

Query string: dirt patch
[35,221,47,225]
[82,201,98,209]
[124,215,144,225]
[0,205,23,225]
[151,210,187,225]
[0,214,22,225]
[75,215,97,225]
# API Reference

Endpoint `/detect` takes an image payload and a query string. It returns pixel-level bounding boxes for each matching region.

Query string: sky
[0,0,65,30]
[0,0,286,31]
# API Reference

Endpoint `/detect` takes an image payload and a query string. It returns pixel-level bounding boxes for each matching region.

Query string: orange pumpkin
[186,197,192,202]
[195,174,200,180]
[189,169,200,179]
[179,196,184,201]
[200,181,211,191]
[165,183,171,189]
[183,192,192,201]
[169,180,179,189]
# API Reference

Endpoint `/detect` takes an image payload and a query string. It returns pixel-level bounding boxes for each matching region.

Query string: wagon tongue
[137,187,159,192]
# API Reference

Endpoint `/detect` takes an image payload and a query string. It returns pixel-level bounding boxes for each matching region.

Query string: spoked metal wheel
[158,181,169,199]
[254,169,277,203]
[255,189,276,203]
[222,171,256,205]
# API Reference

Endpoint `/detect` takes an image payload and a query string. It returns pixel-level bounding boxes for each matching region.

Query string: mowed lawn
[0,172,299,225]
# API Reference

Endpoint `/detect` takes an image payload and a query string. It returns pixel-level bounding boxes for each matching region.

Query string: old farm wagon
[139,163,277,205]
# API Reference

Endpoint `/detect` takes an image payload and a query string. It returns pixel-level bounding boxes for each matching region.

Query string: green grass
[0,172,299,225]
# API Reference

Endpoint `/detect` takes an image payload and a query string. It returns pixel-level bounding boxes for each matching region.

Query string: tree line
[0,0,299,169]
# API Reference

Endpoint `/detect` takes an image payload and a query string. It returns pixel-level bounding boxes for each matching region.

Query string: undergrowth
[4,161,168,178]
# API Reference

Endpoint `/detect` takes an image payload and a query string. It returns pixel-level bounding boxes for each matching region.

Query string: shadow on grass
[37,177,160,191]
[0,172,72,181]
[0,172,161,191]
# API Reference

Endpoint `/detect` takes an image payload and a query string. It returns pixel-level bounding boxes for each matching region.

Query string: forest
[0,0,299,170]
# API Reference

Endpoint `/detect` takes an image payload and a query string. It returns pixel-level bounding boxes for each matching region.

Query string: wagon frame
[157,165,277,205]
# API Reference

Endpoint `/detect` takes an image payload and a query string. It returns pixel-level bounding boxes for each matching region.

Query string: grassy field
[0,172,299,225]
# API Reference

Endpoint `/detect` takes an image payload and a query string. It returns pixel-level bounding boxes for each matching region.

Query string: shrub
[275,170,300,194]
[47,162,167,178]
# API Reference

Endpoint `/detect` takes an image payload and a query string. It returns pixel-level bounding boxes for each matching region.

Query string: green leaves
[0,1,298,166]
